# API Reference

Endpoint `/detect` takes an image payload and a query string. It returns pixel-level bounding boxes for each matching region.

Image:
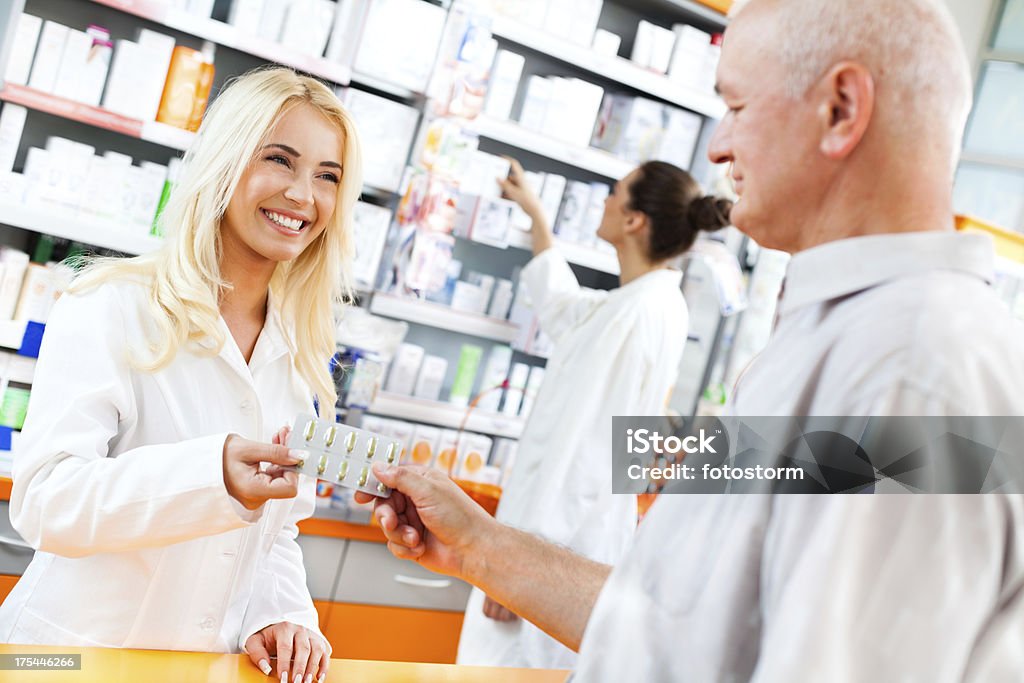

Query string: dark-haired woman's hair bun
[687,195,733,234]
[630,161,733,262]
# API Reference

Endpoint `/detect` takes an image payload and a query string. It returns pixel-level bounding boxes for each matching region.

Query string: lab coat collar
[779,231,995,316]
[611,267,683,300]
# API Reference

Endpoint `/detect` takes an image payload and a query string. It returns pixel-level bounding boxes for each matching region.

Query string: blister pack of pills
[287,413,401,498]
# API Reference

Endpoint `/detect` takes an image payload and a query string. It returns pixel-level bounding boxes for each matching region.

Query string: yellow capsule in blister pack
[317,454,328,476]
[358,466,369,486]
[345,431,357,453]
[385,442,398,465]
[324,425,337,447]
[337,461,349,482]
[377,482,388,494]
[303,419,317,442]
[366,436,377,460]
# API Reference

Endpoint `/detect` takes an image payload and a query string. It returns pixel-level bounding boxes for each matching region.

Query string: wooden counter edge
[0,644,570,681]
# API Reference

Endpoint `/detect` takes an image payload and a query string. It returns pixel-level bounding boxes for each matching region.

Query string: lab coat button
[200,617,215,630]
[239,399,254,415]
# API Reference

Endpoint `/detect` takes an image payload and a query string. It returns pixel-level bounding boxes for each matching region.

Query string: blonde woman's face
[222,103,344,265]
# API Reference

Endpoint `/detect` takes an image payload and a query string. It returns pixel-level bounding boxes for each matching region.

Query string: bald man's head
[732,0,973,154]
[708,0,973,252]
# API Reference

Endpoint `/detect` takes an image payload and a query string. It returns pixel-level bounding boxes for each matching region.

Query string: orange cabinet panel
[320,602,464,664]
[0,574,19,603]
[313,600,334,633]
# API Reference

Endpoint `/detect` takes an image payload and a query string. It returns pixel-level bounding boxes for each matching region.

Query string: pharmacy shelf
[0,320,44,358]
[90,0,352,86]
[0,322,26,352]
[466,115,634,180]
[0,202,162,256]
[0,349,37,384]
[0,84,194,152]
[1,85,398,201]
[360,184,400,202]
[369,292,519,343]
[632,0,729,30]
[350,71,421,101]
[370,391,524,439]
[505,229,620,275]
[490,17,726,119]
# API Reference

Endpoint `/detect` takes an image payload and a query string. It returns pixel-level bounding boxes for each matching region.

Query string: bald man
[358,0,1024,679]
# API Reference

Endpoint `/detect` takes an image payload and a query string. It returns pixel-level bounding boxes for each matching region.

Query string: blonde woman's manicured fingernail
[304,675,313,683]
[280,672,288,683]
[258,659,271,675]
[294,674,302,683]
[318,675,326,683]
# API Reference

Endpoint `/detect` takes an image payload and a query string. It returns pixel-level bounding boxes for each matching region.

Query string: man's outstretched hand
[358,464,612,654]
[354,464,496,581]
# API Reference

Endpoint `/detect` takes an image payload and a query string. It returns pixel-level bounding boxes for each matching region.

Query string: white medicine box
[351,0,447,94]
[4,13,42,86]
[351,201,392,291]
[340,88,420,193]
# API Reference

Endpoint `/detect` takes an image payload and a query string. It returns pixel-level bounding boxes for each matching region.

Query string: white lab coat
[457,248,687,669]
[0,279,325,653]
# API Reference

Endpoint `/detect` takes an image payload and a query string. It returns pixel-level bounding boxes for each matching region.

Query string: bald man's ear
[817,61,874,159]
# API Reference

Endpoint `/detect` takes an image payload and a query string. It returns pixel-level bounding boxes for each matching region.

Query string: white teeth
[264,210,304,231]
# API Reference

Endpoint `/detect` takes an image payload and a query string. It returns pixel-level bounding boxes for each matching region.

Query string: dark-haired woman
[456,159,731,669]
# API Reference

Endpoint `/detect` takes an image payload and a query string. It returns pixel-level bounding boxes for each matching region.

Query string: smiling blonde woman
[0,67,362,683]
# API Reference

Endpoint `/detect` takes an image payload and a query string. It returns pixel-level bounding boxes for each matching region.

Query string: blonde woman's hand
[272,425,292,448]
[497,157,544,220]
[245,621,329,683]
[222,432,302,510]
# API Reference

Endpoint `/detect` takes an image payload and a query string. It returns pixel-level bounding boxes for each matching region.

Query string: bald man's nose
[707,117,732,165]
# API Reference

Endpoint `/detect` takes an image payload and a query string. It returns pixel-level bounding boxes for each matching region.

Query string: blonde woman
[0,67,361,683]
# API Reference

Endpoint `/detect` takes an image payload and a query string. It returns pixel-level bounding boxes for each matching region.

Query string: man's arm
[467,521,611,651]
[356,465,611,652]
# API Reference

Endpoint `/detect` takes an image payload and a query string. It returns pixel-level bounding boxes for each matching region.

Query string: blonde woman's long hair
[73,66,363,409]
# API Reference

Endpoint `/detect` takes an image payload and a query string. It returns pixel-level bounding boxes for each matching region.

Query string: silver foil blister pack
[286,413,400,497]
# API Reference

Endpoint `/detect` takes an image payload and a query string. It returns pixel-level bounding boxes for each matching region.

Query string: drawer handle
[0,534,32,550]
[393,574,451,589]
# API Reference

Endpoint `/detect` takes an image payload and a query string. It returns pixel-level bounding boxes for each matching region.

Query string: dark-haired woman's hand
[497,157,544,221]
[483,595,518,622]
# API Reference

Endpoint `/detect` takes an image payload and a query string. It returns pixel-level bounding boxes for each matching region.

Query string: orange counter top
[0,644,568,682]
[0,476,386,543]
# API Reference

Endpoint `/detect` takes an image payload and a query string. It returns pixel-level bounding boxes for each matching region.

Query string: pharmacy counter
[0,644,568,682]
[0,477,472,664]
